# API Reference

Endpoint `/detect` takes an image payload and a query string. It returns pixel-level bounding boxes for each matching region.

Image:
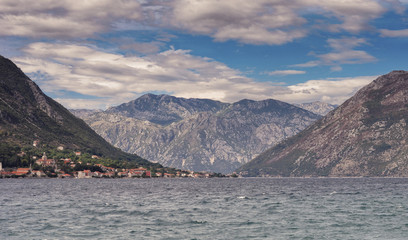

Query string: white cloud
[266,70,306,76]
[13,42,287,108]
[165,0,390,45]
[380,28,408,37]
[168,0,308,45]
[54,98,115,110]
[293,37,377,70]
[0,0,141,38]
[303,0,386,33]
[0,0,401,46]
[382,0,406,14]
[273,76,375,104]
[12,42,375,109]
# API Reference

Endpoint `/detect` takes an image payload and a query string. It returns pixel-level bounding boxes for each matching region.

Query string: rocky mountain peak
[0,55,64,124]
[106,93,228,125]
[0,55,27,82]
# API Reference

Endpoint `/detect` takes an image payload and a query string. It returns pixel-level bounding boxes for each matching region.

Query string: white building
[77,171,85,179]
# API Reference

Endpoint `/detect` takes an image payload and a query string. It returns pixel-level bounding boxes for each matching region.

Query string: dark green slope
[238,71,408,177]
[0,55,158,167]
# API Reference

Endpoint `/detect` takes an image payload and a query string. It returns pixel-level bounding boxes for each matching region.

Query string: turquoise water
[1,178,408,239]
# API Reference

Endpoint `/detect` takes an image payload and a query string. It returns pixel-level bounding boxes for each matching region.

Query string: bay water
[1,178,408,239]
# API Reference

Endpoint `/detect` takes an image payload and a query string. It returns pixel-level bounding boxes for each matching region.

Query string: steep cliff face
[77,95,320,173]
[238,71,408,177]
[0,55,153,167]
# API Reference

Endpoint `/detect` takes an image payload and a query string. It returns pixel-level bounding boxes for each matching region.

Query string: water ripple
[2,178,408,239]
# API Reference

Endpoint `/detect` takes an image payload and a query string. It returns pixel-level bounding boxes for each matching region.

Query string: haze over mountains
[239,71,408,177]
[74,94,325,173]
[0,55,154,167]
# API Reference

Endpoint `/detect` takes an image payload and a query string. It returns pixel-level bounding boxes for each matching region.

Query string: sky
[1,0,408,109]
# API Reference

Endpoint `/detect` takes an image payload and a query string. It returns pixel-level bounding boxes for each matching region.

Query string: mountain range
[73,94,324,173]
[3,54,405,177]
[238,71,408,177]
[0,55,156,168]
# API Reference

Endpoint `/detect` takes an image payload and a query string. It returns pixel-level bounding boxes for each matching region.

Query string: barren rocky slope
[238,71,408,177]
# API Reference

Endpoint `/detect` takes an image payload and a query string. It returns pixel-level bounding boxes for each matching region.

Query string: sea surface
[1,178,408,240]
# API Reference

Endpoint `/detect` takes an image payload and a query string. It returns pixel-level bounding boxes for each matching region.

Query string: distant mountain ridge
[68,109,102,119]
[105,93,228,125]
[295,101,337,116]
[75,94,321,173]
[238,71,408,177]
[0,55,155,167]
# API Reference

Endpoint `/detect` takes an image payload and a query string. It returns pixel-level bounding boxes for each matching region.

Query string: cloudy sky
[1,0,408,109]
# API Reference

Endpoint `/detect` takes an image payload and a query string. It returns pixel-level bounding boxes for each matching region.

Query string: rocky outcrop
[77,95,320,173]
[238,71,408,177]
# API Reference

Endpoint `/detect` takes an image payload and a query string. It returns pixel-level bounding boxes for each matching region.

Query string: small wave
[329,191,361,196]
[237,196,249,199]
[200,199,210,204]
[190,220,207,224]
[239,220,257,226]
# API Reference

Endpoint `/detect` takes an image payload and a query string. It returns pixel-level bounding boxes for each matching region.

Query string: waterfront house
[14,168,30,176]
[128,167,148,177]
[76,170,92,179]
[103,166,116,172]
[84,170,92,178]
[32,170,46,177]
[103,172,115,178]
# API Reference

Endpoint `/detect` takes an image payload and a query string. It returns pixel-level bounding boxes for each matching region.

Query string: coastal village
[0,141,228,179]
